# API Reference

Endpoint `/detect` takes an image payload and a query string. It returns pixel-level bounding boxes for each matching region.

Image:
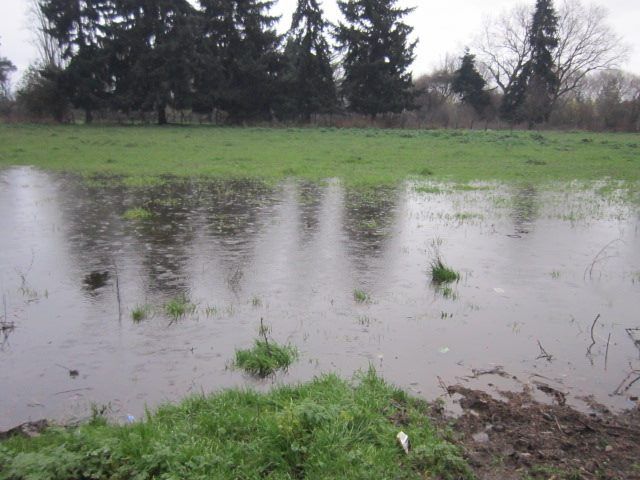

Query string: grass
[1,125,639,186]
[353,288,370,303]
[0,369,472,480]
[131,305,151,322]
[122,207,153,220]
[164,295,196,319]
[234,340,298,378]
[431,258,461,285]
[234,319,299,378]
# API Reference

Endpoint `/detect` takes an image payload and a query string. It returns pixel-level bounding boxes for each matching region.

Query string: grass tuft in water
[164,295,196,319]
[353,288,370,303]
[431,258,461,284]
[122,207,153,221]
[235,319,297,377]
[0,369,472,479]
[131,305,151,322]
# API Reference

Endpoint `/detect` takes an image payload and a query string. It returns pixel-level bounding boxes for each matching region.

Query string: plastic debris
[126,415,136,423]
[438,346,450,354]
[493,287,505,294]
[396,431,410,454]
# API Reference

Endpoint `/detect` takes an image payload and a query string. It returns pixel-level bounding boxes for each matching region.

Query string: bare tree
[0,39,17,98]
[476,0,629,103]
[26,0,63,69]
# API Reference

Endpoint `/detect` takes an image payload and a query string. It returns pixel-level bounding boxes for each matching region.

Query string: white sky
[1,0,639,88]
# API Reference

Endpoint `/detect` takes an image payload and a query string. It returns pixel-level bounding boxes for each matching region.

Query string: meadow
[1,124,639,185]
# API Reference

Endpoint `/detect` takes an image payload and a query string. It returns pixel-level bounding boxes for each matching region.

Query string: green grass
[122,207,153,220]
[1,125,639,186]
[431,258,461,285]
[353,289,370,303]
[234,339,298,377]
[131,305,151,322]
[0,370,472,480]
[164,295,196,319]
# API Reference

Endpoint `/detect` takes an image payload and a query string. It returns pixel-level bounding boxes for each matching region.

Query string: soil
[429,381,640,480]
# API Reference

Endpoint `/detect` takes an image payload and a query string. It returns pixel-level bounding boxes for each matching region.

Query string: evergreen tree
[524,0,559,124]
[335,0,416,118]
[108,0,197,125]
[197,0,283,122]
[452,49,490,117]
[500,0,559,124]
[40,0,111,122]
[282,0,336,120]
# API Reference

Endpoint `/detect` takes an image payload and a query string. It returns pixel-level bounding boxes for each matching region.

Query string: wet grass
[353,289,370,303]
[131,305,151,323]
[234,340,298,377]
[164,295,196,319]
[122,207,153,220]
[1,125,639,186]
[0,370,472,479]
[431,258,461,285]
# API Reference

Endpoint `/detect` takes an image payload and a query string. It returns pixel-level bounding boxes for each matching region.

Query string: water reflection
[1,167,639,430]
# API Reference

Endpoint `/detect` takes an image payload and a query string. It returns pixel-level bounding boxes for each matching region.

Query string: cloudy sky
[1,0,639,87]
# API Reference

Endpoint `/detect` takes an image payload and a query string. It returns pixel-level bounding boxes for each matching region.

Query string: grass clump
[353,288,370,303]
[431,258,461,284]
[131,305,151,322]
[122,207,153,221]
[234,319,298,377]
[235,340,298,377]
[164,295,196,319]
[0,369,472,480]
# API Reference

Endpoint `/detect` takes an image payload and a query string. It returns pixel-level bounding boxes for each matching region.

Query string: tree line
[1,0,637,131]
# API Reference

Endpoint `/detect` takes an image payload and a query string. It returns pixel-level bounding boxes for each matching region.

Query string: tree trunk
[85,108,93,124]
[157,104,167,125]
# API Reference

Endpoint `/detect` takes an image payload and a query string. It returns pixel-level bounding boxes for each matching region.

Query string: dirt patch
[432,383,640,479]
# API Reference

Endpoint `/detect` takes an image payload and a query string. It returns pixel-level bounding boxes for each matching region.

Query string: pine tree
[452,49,490,117]
[40,0,112,123]
[282,0,336,120]
[500,0,559,125]
[335,0,417,118]
[197,0,283,122]
[108,0,197,125]
[524,0,559,124]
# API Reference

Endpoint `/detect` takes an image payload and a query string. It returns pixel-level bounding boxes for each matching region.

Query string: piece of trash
[396,431,410,454]
[126,415,135,423]
[69,369,79,378]
[438,347,450,354]
[493,288,505,294]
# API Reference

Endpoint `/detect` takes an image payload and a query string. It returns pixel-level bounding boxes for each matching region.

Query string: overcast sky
[1,0,639,88]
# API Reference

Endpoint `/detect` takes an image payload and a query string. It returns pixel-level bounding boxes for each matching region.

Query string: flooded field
[1,166,639,430]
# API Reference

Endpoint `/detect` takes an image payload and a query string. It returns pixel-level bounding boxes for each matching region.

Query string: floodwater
[1,166,639,430]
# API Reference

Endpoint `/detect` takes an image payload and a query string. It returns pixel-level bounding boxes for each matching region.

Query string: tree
[282,0,337,120]
[0,40,17,99]
[523,0,560,124]
[452,49,490,117]
[40,0,112,123]
[477,0,629,104]
[28,0,64,69]
[335,0,417,118]
[196,0,283,122]
[16,64,69,121]
[108,0,197,125]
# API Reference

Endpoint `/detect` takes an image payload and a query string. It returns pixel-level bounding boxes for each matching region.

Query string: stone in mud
[0,419,49,440]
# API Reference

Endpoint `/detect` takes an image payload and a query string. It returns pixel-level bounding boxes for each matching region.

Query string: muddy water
[1,166,639,429]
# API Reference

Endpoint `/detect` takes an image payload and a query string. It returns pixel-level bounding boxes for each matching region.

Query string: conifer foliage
[452,49,490,117]
[335,0,417,117]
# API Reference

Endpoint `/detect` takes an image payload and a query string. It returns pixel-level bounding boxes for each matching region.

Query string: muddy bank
[430,381,640,479]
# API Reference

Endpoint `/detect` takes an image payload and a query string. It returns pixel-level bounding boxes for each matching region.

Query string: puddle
[1,166,639,429]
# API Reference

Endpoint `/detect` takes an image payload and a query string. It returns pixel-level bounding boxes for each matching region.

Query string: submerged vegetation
[1,126,640,186]
[431,258,461,285]
[131,305,151,323]
[353,289,370,303]
[234,319,298,377]
[0,370,472,480]
[164,295,196,319]
[122,207,153,220]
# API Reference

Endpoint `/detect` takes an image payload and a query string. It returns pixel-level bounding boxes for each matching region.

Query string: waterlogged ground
[1,166,639,430]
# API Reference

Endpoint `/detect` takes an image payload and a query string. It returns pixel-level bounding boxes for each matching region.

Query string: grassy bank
[1,124,639,185]
[0,371,471,480]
